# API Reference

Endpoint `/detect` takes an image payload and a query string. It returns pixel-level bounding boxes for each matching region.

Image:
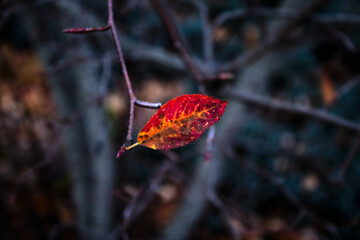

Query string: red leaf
[126,94,227,151]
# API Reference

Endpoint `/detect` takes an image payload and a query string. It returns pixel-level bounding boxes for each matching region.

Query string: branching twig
[207,189,242,240]
[106,151,185,239]
[220,144,342,239]
[107,0,162,150]
[151,0,220,165]
[150,0,205,93]
[107,0,136,142]
[218,0,329,72]
[219,41,276,72]
[64,0,162,155]
[188,0,214,68]
[120,151,184,231]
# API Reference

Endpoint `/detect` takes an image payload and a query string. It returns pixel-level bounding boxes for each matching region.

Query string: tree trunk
[23,1,113,239]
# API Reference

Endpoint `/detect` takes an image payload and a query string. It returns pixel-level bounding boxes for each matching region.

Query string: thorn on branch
[63,25,110,34]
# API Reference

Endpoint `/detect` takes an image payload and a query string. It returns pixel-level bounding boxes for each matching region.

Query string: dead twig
[64,0,162,155]
[120,151,184,232]
[336,134,360,184]
[213,8,360,28]
[63,25,110,33]
[218,0,329,72]
[221,144,342,239]
[150,0,205,93]
[225,88,360,133]
[333,75,360,105]
[187,0,214,68]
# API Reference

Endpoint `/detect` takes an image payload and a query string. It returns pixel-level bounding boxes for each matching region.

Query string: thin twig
[221,144,341,239]
[150,0,205,93]
[218,0,329,72]
[219,41,275,72]
[188,0,214,68]
[62,2,162,118]
[106,0,163,153]
[63,25,110,34]
[213,8,360,28]
[224,88,360,132]
[333,75,360,105]
[107,0,136,142]
[57,0,162,156]
[207,190,242,240]
[336,134,360,183]
[151,0,219,166]
[120,151,184,231]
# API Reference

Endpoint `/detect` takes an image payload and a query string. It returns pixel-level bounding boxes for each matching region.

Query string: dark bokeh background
[1,0,360,239]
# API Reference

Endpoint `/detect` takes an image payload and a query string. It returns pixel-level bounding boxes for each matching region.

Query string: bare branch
[221,145,341,239]
[120,151,184,232]
[213,8,360,28]
[63,25,110,33]
[333,75,360,105]
[317,13,360,25]
[107,0,137,143]
[218,0,330,72]
[188,0,214,67]
[150,0,205,93]
[336,134,360,184]
[224,88,360,132]
[219,41,275,72]
[207,189,242,240]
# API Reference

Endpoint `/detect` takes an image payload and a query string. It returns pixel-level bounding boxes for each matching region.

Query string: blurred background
[1,0,360,239]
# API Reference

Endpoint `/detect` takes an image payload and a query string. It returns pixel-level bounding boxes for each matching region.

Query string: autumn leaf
[126,94,227,151]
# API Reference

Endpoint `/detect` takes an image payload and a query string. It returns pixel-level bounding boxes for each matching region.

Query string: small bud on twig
[63,25,110,34]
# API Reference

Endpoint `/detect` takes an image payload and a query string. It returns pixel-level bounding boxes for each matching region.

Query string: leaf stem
[125,142,140,151]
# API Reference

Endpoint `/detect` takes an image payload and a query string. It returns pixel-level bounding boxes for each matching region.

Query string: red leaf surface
[126,94,227,151]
